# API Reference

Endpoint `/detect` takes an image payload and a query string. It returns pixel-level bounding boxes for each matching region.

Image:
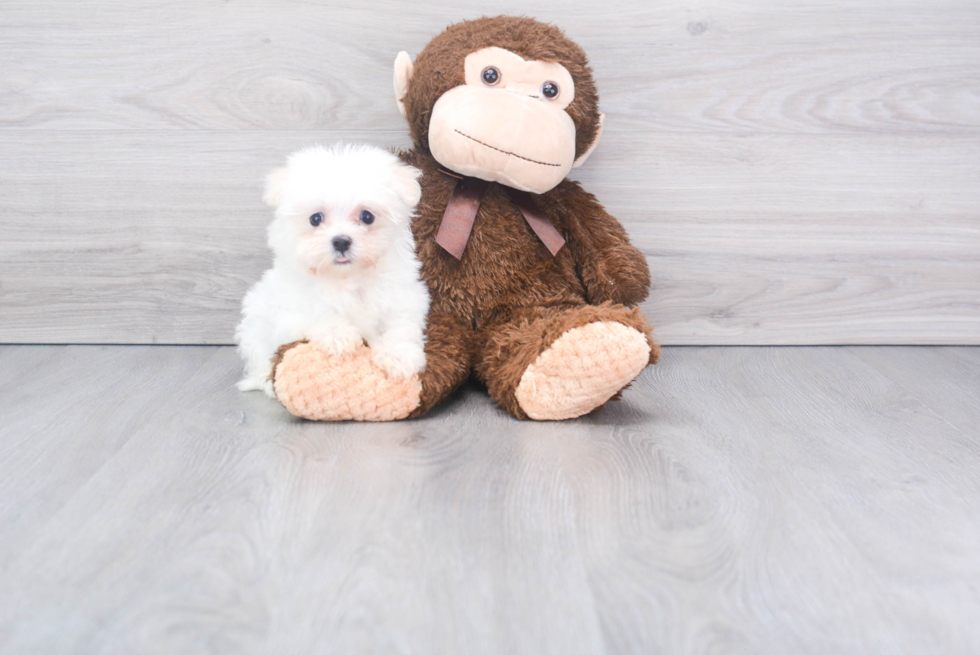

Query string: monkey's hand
[578,243,651,307]
[554,180,651,307]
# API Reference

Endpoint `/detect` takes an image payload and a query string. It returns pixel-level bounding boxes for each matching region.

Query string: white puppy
[236,144,429,397]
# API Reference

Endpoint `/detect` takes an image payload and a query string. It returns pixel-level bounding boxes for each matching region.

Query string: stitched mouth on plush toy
[453,129,560,168]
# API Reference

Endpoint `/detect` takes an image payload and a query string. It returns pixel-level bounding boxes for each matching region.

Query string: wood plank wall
[1,0,978,344]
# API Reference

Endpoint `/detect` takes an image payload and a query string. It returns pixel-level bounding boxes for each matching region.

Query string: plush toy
[272,16,659,421]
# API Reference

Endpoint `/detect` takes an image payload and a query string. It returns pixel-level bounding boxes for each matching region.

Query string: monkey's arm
[556,181,650,307]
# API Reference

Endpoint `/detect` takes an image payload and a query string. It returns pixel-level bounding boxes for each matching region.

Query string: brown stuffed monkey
[272,16,659,421]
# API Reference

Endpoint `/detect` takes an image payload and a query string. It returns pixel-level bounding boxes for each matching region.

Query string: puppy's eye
[309,212,323,227]
[359,210,375,225]
[541,81,559,99]
[481,66,500,86]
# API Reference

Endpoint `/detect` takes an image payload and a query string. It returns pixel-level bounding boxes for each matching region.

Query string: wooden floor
[1,345,978,654]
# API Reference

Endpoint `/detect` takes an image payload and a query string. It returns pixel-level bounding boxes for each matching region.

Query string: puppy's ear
[263,167,289,206]
[394,163,423,210]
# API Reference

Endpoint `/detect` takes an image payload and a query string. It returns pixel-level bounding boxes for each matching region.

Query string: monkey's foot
[273,342,421,421]
[514,321,650,420]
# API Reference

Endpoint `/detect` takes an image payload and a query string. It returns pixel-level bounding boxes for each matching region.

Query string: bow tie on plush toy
[434,169,566,260]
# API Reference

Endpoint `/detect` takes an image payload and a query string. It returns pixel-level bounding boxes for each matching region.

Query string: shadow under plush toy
[272,15,660,421]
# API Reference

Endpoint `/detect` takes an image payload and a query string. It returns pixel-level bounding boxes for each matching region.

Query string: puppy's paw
[371,340,426,379]
[237,377,275,398]
[236,378,258,392]
[307,325,362,356]
[310,335,361,356]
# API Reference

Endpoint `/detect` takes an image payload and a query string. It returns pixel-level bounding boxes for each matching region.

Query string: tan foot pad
[515,321,651,420]
[273,342,422,421]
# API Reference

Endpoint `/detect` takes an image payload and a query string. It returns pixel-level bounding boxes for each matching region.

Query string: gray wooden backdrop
[1,0,978,345]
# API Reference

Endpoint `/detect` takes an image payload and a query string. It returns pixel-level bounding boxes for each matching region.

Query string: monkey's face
[395,18,605,194]
[426,47,579,194]
[429,47,575,193]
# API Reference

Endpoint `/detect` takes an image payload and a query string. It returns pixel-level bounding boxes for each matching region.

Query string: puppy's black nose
[332,235,352,253]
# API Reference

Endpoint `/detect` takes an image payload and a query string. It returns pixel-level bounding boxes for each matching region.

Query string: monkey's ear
[393,51,414,117]
[263,167,289,206]
[572,113,604,168]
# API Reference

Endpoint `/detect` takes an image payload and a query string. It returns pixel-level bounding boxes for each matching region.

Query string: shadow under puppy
[236,144,428,397]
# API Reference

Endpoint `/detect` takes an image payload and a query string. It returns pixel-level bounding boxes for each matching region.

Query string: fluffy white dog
[236,144,429,397]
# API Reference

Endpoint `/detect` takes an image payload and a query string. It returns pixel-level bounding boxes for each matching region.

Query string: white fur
[235,143,429,397]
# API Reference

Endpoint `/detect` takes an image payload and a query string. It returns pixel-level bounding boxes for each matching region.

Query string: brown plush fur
[408,311,475,418]
[273,16,657,420]
[401,16,657,418]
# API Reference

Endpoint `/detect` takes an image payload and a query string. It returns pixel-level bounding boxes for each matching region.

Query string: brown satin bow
[434,170,566,260]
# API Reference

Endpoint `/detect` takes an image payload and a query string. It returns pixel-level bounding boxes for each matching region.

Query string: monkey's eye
[481,66,500,86]
[359,210,375,225]
[541,81,560,99]
[309,212,323,227]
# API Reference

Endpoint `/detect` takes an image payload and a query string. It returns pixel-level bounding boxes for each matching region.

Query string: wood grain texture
[0,344,978,653]
[1,1,977,134]
[1,131,977,344]
[1,0,978,344]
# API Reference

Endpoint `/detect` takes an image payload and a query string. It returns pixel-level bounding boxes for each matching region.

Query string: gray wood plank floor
[1,345,979,654]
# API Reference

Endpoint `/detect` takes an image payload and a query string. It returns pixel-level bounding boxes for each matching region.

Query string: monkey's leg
[475,303,659,420]
[271,311,473,421]
[409,311,475,418]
